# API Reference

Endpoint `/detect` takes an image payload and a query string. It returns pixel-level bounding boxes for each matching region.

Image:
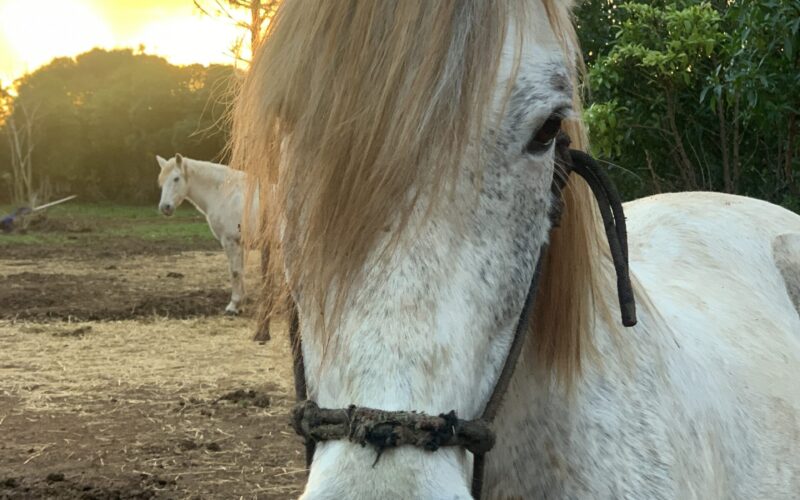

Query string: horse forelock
[157,162,176,187]
[233,0,613,383]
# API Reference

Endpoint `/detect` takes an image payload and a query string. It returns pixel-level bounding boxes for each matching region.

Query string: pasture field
[0,205,304,499]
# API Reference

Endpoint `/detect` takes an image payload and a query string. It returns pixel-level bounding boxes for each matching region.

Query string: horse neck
[185,160,228,215]
[484,291,682,497]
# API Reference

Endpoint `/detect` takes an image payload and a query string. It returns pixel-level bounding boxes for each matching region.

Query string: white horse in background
[157,154,252,315]
[233,1,800,498]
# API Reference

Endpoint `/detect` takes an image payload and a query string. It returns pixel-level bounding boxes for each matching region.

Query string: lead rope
[290,134,637,499]
[566,149,636,327]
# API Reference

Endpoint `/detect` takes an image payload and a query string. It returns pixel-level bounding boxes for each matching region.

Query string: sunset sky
[0,0,244,84]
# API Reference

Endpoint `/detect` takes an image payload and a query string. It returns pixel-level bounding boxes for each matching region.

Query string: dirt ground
[1,245,232,321]
[0,218,305,499]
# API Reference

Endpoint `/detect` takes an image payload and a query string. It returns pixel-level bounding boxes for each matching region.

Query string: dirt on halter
[0,209,305,499]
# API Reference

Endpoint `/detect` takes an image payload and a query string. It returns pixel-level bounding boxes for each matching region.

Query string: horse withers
[156,153,253,317]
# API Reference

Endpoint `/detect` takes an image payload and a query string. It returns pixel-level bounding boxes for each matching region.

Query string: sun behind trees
[193,0,281,63]
[0,49,237,204]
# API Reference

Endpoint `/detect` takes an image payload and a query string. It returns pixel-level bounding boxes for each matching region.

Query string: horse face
[290,8,574,499]
[156,155,188,217]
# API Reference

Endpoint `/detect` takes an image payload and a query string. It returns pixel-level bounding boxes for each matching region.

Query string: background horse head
[156,154,189,217]
[232,0,800,498]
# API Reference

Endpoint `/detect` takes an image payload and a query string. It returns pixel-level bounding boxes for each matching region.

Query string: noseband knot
[292,400,496,461]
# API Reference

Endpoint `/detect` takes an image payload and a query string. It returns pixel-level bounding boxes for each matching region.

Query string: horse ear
[156,155,168,170]
[175,154,187,175]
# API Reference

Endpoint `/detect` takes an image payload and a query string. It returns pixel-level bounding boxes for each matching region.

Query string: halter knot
[291,400,496,458]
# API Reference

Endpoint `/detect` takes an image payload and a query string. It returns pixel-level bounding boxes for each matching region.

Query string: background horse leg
[253,247,272,341]
[221,238,245,315]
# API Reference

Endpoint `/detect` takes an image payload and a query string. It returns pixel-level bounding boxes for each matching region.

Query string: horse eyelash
[523,106,572,156]
[524,117,562,155]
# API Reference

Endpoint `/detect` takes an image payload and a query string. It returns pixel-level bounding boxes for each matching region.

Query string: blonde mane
[232,0,605,380]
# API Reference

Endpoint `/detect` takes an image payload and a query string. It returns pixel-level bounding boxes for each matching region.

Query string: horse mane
[232,0,607,382]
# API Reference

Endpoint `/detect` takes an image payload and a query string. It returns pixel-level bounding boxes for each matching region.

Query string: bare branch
[193,0,279,66]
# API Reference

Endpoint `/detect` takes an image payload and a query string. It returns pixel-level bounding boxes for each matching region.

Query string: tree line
[577,0,799,211]
[0,0,797,211]
[0,49,236,204]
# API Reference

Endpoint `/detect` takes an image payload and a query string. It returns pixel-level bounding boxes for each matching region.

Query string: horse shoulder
[205,209,236,243]
[773,233,800,315]
[203,174,244,240]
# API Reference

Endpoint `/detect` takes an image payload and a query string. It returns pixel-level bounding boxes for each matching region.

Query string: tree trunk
[732,91,741,192]
[717,94,732,193]
[787,112,797,195]
[249,0,263,52]
[5,104,37,205]
[645,150,662,193]
[665,91,698,190]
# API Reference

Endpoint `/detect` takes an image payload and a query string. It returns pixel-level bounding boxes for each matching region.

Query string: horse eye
[174,177,180,182]
[525,115,562,155]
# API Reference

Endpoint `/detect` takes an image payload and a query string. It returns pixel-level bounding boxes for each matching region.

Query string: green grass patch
[0,203,216,248]
[1,202,199,221]
[0,232,68,246]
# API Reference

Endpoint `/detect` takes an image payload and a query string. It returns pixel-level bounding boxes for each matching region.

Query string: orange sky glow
[0,0,245,84]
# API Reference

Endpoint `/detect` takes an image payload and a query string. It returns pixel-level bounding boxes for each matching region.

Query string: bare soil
[0,230,305,499]
[0,236,221,262]
[0,242,251,321]
[1,271,230,321]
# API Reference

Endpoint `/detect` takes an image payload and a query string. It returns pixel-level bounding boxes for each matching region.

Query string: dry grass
[0,209,306,498]
[0,297,304,499]
[0,316,292,411]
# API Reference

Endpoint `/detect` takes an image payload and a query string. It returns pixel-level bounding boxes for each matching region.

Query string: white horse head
[157,154,189,216]
[233,1,800,499]
[234,1,595,497]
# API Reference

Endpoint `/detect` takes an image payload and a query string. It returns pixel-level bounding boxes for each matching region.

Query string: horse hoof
[224,308,241,316]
